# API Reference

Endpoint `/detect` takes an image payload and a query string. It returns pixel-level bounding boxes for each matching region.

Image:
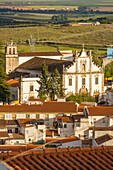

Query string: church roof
[9,57,73,78]
[18,51,62,57]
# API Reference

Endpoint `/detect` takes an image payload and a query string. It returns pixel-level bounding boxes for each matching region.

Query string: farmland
[0,0,113,55]
[0,0,113,7]
[0,23,113,55]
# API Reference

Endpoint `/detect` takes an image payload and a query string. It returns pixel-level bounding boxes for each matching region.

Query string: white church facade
[63,49,104,96]
[5,41,104,102]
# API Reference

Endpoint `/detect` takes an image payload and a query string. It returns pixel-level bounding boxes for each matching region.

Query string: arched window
[82,64,86,71]
[9,48,11,54]
[13,48,15,54]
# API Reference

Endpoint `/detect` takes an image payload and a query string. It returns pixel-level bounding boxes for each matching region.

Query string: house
[0,118,46,145]
[56,116,74,137]
[73,105,113,141]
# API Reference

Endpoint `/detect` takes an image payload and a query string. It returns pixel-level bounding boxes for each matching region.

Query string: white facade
[21,77,40,102]
[63,48,104,96]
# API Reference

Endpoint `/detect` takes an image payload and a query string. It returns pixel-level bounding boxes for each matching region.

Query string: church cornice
[64,71,103,75]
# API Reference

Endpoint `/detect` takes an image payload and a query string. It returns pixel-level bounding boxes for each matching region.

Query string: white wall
[22,77,40,102]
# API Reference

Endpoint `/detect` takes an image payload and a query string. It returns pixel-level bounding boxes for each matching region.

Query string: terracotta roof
[0,102,77,113]
[0,120,6,129]
[72,114,84,121]
[46,130,59,137]
[9,133,25,139]
[16,57,73,73]
[87,106,113,116]
[18,51,62,57]
[57,116,73,123]
[46,136,80,144]
[5,146,113,170]
[0,131,9,138]
[7,79,19,87]
[89,126,113,131]
[95,134,113,145]
[0,120,18,127]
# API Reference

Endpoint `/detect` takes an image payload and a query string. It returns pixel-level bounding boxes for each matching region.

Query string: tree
[66,93,95,104]
[0,52,11,103]
[104,61,113,80]
[49,14,68,24]
[49,68,64,100]
[37,63,50,99]
[37,64,64,100]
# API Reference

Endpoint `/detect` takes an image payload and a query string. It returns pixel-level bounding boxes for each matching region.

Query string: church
[5,41,104,102]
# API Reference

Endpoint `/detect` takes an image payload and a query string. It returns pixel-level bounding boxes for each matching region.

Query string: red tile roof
[0,131,9,138]
[7,79,19,87]
[87,106,113,116]
[46,136,80,144]
[9,133,25,139]
[89,126,113,131]
[0,102,77,113]
[46,130,59,137]
[57,116,73,123]
[4,146,113,170]
[16,57,73,73]
[18,51,62,57]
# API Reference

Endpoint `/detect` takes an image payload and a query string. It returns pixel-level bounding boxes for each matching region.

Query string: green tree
[66,93,95,104]
[104,61,113,80]
[0,52,11,103]
[37,63,50,99]
[37,64,64,100]
[49,68,64,100]
[50,14,68,24]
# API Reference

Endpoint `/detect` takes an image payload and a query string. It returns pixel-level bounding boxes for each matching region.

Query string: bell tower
[5,40,18,74]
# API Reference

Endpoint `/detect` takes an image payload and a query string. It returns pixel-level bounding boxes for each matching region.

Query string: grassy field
[0,0,113,7]
[0,24,113,55]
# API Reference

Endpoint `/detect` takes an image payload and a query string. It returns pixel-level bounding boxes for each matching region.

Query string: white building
[63,48,104,96]
[6,41,104,101]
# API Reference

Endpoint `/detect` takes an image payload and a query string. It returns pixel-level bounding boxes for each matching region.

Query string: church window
[82,64,86,71]
[68,77,72,86]
[82,78,85,85]
[95,77,98,84]
[13,48,15,54]
[30,85,34,92]
[9,48,11,54]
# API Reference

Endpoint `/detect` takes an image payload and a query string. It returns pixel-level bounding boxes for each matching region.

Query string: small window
[102,118,105,123]
[36,114,39,119]
[9,48,11,54]
[82,78,85,85]
[64,124,67,128]
[69,78,72,86]
[95,77,98,85]
[82,64,86,71]
[13,48,15,54]
[26,114,30,118]
[30,85,34,92]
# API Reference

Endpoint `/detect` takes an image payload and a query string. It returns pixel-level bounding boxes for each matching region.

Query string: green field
[0,24,113,55]
[0,0,113,7]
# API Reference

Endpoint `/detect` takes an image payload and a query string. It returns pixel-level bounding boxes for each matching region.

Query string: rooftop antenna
[28,35,36,52]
